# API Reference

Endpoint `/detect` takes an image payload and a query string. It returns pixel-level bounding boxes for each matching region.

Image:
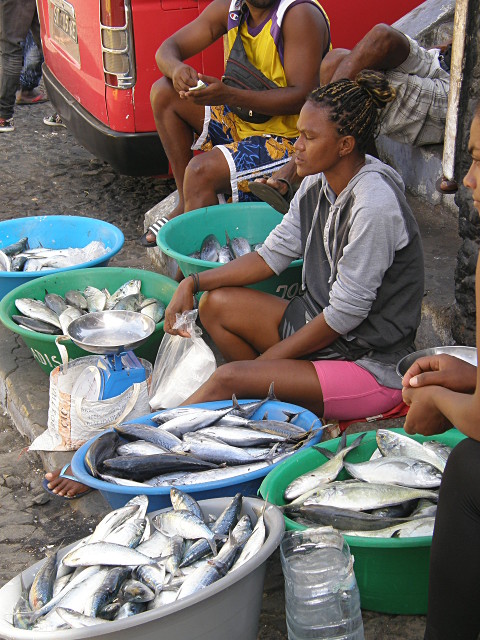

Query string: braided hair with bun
[308,70,396,153]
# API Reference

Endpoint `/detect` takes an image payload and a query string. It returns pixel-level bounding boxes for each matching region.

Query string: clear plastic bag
[149,309,217,409]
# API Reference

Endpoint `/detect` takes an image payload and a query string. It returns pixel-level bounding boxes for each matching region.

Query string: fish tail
[207,536,217,556]
[336,430,347,453]
[266,442,280,463]
[312,445,335,460]
[267,381,276,401]
[350,432,367,449]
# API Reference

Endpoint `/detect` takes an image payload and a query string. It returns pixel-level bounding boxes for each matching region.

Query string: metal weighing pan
[396,345,477,377]
[67,310,156,355]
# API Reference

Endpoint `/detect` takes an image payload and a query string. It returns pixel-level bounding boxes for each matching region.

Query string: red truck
[37,0,422,176]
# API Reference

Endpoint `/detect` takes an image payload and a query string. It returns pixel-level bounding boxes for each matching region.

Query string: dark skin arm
[157,0,328,116]
[258,313,339,360]
[155,0,229,91]
[403,257,480,438]
[164,252,340,357]
[330,24,410,82]
[164,252,276,336]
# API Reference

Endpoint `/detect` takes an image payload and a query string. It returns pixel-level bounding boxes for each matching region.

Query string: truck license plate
[53,5,77,43]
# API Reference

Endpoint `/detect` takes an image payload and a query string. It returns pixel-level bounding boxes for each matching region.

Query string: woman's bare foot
[144,203,185,244]
[44,466,91,498]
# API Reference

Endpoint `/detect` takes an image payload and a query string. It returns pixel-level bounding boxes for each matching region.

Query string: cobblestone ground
[0,100,426,638]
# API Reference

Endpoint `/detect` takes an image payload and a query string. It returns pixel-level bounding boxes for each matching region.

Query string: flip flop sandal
[138,216,169,248]
[248,179,294,215]
[42,463,93,500]
[16,92,48,105]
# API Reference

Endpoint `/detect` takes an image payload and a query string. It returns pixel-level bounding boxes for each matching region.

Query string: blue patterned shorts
[192,104,297,203]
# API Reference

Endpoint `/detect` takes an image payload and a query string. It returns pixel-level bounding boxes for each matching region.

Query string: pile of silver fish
[12,279,165,335]
[191,231,261,263]
[282,429,452,538]
[0,236,108,272]
[84,384,321,487]
[7,491,267,630]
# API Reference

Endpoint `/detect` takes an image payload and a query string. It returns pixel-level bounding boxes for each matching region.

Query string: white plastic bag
[29,354,153,452]
[149,309,217,409]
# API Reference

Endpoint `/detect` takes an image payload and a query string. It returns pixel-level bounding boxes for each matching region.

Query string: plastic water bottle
[280,527,365,640]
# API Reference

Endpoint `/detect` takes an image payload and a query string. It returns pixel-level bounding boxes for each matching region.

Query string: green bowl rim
[0,266,178,345]
[156,203,303,269]
[260,427,465,548]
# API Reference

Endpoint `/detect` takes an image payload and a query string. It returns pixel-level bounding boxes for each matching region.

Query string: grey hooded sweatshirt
[257,156,424,389]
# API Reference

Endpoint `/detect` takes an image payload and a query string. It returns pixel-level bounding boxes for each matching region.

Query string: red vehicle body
[37,0,423,176]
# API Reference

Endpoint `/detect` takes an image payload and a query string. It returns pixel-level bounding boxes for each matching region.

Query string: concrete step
[377,138,458,217]
[408,191,460,348]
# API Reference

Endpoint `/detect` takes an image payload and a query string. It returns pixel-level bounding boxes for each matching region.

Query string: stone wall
[453,0,480,345]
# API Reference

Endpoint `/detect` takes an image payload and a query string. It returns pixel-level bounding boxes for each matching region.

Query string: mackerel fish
[344,456,442,488]
[284,432,365,501]
[170,487,204,520]
[61,541,159,567]
[200,234,221,262]
[343,516,436,538]
[376,429,446,471]
[283,503,418,532]
[303,480,438,511]
[180,493,242,567]
[15,298,62,329]
[102,451,218,481]
[28,552,57,610]
[153,509,218,556]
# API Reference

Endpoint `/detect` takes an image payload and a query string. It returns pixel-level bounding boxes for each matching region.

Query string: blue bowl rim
[156,203,303,269]
[0,215,124,278]
[71,399,323,495]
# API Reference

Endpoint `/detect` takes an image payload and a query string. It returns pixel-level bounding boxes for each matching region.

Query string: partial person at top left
[139,0,331,248]
[0,1,44,132]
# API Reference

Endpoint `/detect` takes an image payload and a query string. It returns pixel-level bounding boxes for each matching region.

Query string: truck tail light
[100,0,136,88]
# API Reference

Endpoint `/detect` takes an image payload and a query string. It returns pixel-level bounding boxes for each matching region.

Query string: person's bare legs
[44,465,90,498]
[199,287,288,361]
[182,147,234,213]
[327,24,410,83]
[146,77,205,242]
[182,358,325,417]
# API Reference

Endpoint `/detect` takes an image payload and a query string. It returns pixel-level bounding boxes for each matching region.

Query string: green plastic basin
[259,427,466,614]
[0,267,178,374]
[157,203,303,299]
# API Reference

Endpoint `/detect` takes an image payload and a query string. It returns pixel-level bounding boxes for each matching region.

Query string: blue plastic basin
[0,215,124,299]
[71,399,323,511]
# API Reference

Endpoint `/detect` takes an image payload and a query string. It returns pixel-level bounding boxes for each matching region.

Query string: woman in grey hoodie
[164,70,424,422]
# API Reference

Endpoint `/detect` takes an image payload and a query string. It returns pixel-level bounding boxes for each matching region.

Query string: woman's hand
[164,277,196,337]
[402,354,477,393]
[402,385,453,436]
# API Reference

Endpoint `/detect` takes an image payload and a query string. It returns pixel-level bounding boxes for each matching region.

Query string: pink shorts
[312,360,403,421]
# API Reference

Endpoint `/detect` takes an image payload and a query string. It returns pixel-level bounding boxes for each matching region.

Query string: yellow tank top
[225,0,330,139]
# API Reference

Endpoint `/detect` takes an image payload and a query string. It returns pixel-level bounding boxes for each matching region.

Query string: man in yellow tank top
[140,0,330,247]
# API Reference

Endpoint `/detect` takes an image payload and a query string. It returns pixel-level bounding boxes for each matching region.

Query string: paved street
[0,99,426,638]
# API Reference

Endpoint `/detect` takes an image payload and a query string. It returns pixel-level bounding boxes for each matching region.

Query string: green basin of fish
[259,427,466,615]
[157,203,303,300]
[0,267,178,374]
